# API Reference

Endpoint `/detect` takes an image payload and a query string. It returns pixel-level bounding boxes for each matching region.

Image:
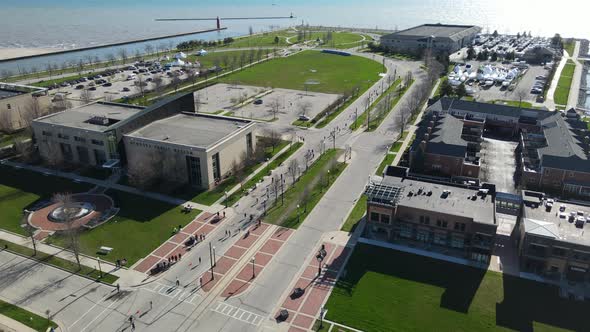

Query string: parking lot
[229,87,341,125]
[47,63,191,104]
[193,83,264,113]
[453,60,551,103]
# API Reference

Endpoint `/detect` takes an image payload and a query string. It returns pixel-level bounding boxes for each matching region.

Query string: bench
[98,246,113,254]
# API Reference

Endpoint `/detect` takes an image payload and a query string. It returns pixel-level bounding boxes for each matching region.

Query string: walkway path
[568,40,583,108]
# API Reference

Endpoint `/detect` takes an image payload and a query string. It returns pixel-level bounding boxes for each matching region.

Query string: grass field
[310,32,366,49]
[564,41,575,56]
[264,149,346,229]
[341,195,367,232]
[375,153,396,175]
[325,244,590,332]
[48,190,200,265]
[554,60,576,105]
[185,50,266,69]
[0,299,58,331]
[220,51,382,95]
[0,131,31,148]
[0,166,91,235]
[225,142,303,207]
[228,32,296,48]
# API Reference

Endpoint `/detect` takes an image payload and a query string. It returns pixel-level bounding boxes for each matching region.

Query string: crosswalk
[142,282,201,305]
[211,302,264,326]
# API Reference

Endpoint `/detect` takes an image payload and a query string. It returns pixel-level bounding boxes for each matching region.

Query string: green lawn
[48,190,200,265]
[376,153,396,175]
[220,51,382,95]
[0,131,30,148]
[0,166,91,235]
[228,32,296,48]
[0,299,58,331]
[492,100,533,108]
[185,50,266,69]
[341,195,367,232]
[264,149,347,229]
[225,142,303,207]
[554,60,576,105]
[310,32,366,49]
[349,79,402,131]
[325,244,590,332]
[367,80,412,131]
[564,41,575,56]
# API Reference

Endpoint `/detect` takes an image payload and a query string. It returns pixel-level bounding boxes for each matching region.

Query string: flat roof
[377,175,495,225]
[0,82,46,100]
[386,24,480,41]
[126,113,252,149]
[34,102,144,132]
[523,200,590,246]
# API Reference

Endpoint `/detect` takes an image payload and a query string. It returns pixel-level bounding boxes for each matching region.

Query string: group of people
[115,258,127,268]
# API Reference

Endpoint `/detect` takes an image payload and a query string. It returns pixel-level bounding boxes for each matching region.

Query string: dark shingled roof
[426,115,467,157]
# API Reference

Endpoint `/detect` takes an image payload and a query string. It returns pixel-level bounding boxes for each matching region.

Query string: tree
[153,75,165,96]
[492,30,499,37]
[80,89,93,104]
[107,53,116,66]
[21,214,37,256]
[118,48,128,65]
[187,69,198,87]
[551,33,563,48]
[268,98,281,120]
[53,193,82,269]
[134,75,146,97]
[456,83,467,99]
[171,72,182,92]
[274,36,280,44]
[263,129,281,152]
[288,158,300,184]
[439,79,453,97]
[249,26,254,36]
[144,44,154,56]
[304,149,313,171]
[297,101,312,117]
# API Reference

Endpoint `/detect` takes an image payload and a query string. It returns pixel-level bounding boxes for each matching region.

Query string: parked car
[298,114,310,121]
[89,86,97,91]
[122,87,130,92]
[103,82,112,87]
[75,84,84,89]
[253,99,263,105]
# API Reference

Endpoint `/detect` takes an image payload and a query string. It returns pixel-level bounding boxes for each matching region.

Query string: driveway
[479,137,519,194]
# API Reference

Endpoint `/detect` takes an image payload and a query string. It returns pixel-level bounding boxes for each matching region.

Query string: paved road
[2,53,424,332]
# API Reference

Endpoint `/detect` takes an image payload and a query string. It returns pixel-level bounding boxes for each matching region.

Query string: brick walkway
[198,223,294,298]
[134,212,224,273]
[276,242,352,331]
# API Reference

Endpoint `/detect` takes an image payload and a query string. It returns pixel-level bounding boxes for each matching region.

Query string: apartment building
[364,167,497,263]
[518,190,590,282]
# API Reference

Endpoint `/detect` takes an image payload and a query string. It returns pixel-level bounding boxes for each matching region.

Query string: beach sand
[0,47,63,61]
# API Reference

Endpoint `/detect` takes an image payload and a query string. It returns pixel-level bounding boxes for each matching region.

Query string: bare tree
[107,53,116,66]
[297,101,312,117]
[134,75,147,97]
[187,68,199,87]
[118,48,128,65]
[52,99,72,112]
[268,97,281,120]
[53,193,82,269]
[263,129,282,152]
[288,158,300,184]
[144,44,154,56]
[249,26,254,36]
[80,89,93,104]
[21,214,37,256]
[171,72,182,92]
[300,184,312,213]
[153,75,165,96]
[304,149,313,171]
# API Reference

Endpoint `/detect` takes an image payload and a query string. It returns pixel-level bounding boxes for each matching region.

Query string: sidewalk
[568,40,583,108]
[0,229,123,278]
[0,314,36,332]
[546,51,569,109]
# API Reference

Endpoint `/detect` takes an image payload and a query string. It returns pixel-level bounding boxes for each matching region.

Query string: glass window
[417,230,429,242]
[451,236,464,249]
[380,214,390,224]
[91,139,104,146]
[552,247,568,257]
[370,212,380,222]
[433,233,446,245]
[186,155,202,187]
[400,223,413,238]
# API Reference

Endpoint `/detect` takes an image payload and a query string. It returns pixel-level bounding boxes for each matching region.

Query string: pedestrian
[178,224,182,230]
[178,253,182,260]
[176,279,180,287]
[223,211,226,218]
[199,277,203,286]
[225,230,228,237]
[116,259,120,268]
[228,230,231,237]
[244,213,247,218]
[168,256,171,262]
[150,300,153,309]
[173,227,177,234]
[131,322,135,331]
[256,197,259,204]
[116,283,120,293]
[216,211,220,217]
[199,257,202,264]
[129,316,133,323]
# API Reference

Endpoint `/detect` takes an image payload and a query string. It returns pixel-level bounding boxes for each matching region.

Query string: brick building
[364,167,497,263]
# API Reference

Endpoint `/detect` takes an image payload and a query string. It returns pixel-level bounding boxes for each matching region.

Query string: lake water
[0,0,587,72]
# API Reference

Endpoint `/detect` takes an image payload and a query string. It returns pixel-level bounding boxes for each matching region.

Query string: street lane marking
[211,302,263,326]
[141,283,201,305]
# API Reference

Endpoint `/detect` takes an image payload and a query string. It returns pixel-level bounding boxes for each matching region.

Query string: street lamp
[297,204,301,224]
[327,169,331,186]
[251,257,256,278]
[213,246,217,267]
[96,257,102,278]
